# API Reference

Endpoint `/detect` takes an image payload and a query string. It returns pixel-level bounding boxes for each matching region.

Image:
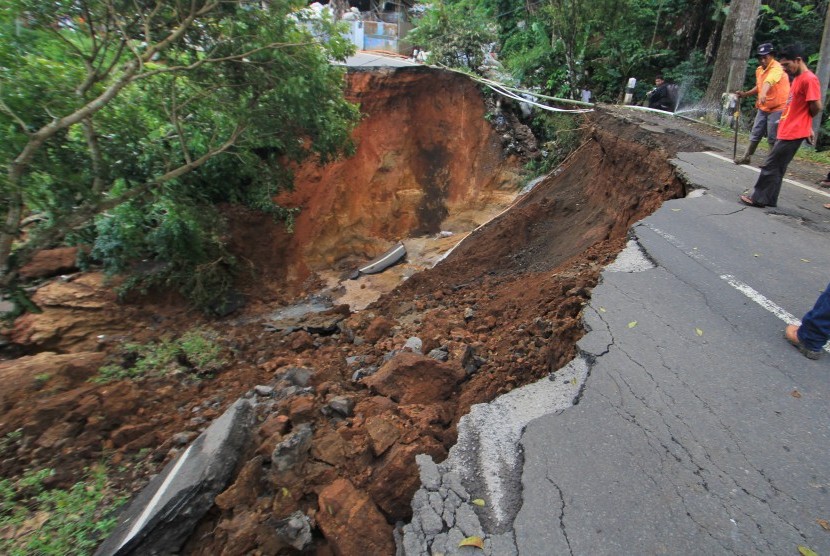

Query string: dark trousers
[799,282,830,351]
[750,138,803,207]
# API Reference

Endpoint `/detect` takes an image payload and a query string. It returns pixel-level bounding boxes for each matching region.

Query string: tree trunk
[703,0,762,109]
[813,3,830,143]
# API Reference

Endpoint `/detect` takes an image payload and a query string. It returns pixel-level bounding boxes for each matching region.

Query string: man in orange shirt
[740,44,823,208]
[734,43,790,165]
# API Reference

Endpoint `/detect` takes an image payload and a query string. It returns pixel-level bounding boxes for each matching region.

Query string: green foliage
[1,1,359,309]
[525,112,586,175]
[0,465,126,556]
[407,0,498,71]
[93,327,227,383]
[0,428,22,455]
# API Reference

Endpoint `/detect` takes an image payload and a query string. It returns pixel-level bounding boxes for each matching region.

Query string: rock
[365,415,401,457]
[271,511,313,551]
[403,336,423,354]
[36,420,82,449]
[279,366,313,387]
[0,351,105,413]
[464,307,475,321]
[258,414,290,439]
[254,385,274,397]
[462,346,487,375]
[110,423,155,448]
[288,396,315,424]
[271,423,313,472]
[19,246,81,279]
[95,398,254,556]
[427,346,449,362]
[361,352,466,405]
[416,454,441,490]
[351,366,378,382]
[364,316,394,343]
[11,273,130,352]
[311,430,349,465]
[325,395,354,418]
[288,330,314,351]
[316,479,395,556]
[368,439,446,520]
[215,456,263,511]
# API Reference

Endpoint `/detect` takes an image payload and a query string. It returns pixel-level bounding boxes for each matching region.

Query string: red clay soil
[0,66,706,556]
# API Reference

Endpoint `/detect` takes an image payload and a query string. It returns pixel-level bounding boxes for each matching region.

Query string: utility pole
[813,4,830,145]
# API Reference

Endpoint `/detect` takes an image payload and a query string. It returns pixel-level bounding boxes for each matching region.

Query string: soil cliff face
[241,68,523,287]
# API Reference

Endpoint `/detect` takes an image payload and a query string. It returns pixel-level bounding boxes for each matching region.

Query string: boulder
[94,398,254,556]
[317,478,395,555]
[361,352,466,404]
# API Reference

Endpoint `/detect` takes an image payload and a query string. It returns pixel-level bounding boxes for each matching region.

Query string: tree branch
[0,88,30,134]
[132,41,316,81]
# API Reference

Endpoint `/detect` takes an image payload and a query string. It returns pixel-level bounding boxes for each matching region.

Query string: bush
[0,465,126,556]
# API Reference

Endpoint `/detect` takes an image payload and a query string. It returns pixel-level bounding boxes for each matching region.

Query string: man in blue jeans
[785,283,830,359]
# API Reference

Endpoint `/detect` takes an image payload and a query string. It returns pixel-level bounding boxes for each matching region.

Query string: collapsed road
[1,60,829,556]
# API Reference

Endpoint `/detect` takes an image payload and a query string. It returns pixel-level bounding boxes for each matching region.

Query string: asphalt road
[513,152,830,555]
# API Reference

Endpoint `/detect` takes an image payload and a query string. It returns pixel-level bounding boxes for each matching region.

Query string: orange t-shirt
[754,59,790,112]
[778,69,821,140]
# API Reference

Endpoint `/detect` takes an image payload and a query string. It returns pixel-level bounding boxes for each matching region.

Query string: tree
[0,0,359,308]
[703,0,763,108]
[406,0,497,71]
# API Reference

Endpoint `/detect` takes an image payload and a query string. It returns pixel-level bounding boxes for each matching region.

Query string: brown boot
[734,141,759,165]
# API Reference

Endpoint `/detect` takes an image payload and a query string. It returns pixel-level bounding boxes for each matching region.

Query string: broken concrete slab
[95,398,254,556]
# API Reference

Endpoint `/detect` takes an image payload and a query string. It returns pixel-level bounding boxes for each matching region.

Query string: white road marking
[703,151,830,199]
[117,444,195,551]
[644,224,829,354]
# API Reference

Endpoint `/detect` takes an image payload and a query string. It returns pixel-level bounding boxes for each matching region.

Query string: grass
[0,465,126,555]
[92,326,227,384]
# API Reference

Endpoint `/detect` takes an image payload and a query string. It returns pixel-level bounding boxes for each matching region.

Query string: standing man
[734,43,790,165]
[740,44,823,208]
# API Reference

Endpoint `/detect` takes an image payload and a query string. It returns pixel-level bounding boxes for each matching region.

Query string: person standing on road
[740,44,823,208]
[785,282,830,359]
[734,43,790,165]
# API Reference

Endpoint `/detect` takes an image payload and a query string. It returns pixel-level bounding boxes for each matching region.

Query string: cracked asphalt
[514,151,830,555]
[404,146,830,555]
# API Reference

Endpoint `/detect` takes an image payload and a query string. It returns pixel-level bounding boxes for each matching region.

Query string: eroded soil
[0,68,714,555]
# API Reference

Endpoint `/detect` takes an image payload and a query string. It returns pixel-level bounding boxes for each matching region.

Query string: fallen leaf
[282,487,290,498]
[791,390,802,399]
[599,307,607,313]
[628,321,638,328]
[801,259,811,263]
[816,518,830,531]
[671,208,681,212]
[798,546,818,556]
[472,499,486,507]
[571,377,577,385]
[695,328,703,337]
[459,536,485,549]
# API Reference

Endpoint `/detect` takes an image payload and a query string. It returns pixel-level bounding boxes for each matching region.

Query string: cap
[757,43,774,56]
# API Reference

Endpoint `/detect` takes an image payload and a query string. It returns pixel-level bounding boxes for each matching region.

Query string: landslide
[0,66,705,555]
